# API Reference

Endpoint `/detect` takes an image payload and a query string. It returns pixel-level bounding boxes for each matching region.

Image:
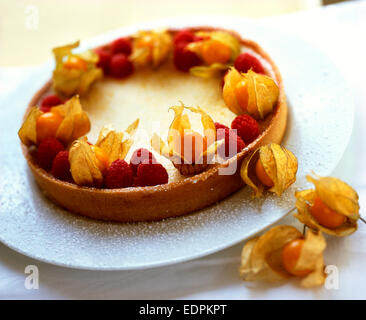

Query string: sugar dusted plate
[0,17,353,270]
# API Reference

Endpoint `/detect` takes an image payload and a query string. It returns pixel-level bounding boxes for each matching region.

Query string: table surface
[0,0,366,299]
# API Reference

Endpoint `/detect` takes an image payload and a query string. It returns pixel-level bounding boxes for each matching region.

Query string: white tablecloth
[1,0,366,299]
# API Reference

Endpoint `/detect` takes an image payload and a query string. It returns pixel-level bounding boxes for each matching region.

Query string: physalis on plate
[294,174,360,237]
[240,143,298,197]
[239,225,326,287]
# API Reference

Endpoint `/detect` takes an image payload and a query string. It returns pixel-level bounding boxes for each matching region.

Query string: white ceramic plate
[0,17,353,270]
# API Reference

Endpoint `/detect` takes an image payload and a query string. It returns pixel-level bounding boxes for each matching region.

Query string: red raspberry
[173,45,201,72]
[37,138,65,170]
[214,122,229,131]
[111,37,132,56]
[51,151,72,181]
[40,94,63,113]
[130,148,157,175]
[234,52,265,74]
[231,114,260,144]
[173,29,196,46]
[216,128,245,159]
[95,47,112,75]
[135,163,168,187]
[109,53,134,78]
[104,159,133,189]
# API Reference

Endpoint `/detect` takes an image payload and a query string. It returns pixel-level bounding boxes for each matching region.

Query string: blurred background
[0,0,350,66]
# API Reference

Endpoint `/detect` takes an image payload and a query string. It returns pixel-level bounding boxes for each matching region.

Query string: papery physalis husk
[239,225,326,287]
[190,63,229,79]
[69,138,103,187]
[51,95,91,146]
[151,104,219,175]
[295,230,326,288]
[131,29,172,68]
[223,68,279,119]
[294,174,360,237]
[239,225,302,282]
[18,107,43,146]
[52,41,103,98]
[95,119,139,165]
[240,143,298,197]
[188,31,241,61]
[222,68,243,115]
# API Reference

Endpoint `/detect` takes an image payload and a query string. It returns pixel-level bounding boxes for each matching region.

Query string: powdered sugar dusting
[0,20,353,270]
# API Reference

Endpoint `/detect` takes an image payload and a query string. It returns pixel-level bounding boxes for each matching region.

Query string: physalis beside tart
[294,174,360,236]
[19,26,289,222]
[240,226,326,287]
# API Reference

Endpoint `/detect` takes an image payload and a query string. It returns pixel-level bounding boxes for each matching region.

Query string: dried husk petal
[52,95,91,146]
[52,41,103,98]
[95,119,139,165]
[131,29,172,68]
[295,230,326,288]
[222,67,243,115]
[240,143,298,197]
[69,138,103,187]
[18,107,43,146]
[294,189,358,237]
[239,226,302,282]
[189,63,229,78]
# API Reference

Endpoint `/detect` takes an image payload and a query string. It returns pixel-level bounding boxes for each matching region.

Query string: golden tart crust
[21,28,287,222]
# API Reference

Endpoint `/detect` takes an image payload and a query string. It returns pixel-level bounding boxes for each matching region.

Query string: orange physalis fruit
[240,143,297,197]
[240,225,326,287]
[294,174,360,237]
[63,56,88,71]
[310,196,346,229]
[222,68,279,119]
[36,111,64,143]
[255,159,274,187]
[234,80,249,111]
[201,40,231,65]
[52,41,102,98]
[91,145,109,174]
[173,129,208,164]
[282,239,312,277]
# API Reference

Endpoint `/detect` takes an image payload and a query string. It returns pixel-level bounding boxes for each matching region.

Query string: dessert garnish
[294,174,360,236]
[37,137,65,170]
[69,120,139,187]
[186,31,241,78]
[240,143,298,197]
[223,67,279,118]
[19,95,90,147]
[52,41,103,98]
[151,104,219,175]
[104,159,134,189]
[234,52,265,74]
[215,126,245,159]
[134,163,169,187]
[231,114,260,144]
[131,29,172,68]
[239,225,326,287]
[51,150,72,181]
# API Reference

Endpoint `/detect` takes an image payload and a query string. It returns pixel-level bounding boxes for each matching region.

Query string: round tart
[20,27,287,222]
